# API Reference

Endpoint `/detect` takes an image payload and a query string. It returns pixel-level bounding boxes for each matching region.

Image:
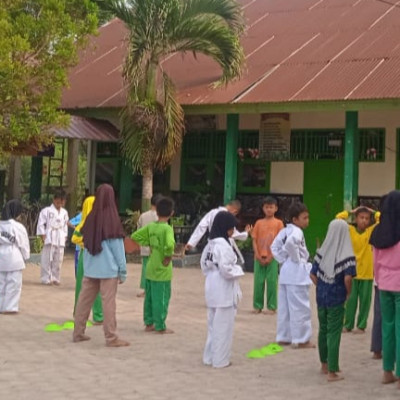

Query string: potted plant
[236,237,254,273]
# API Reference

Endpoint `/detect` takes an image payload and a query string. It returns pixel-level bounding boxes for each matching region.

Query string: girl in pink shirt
[370,190,400,388]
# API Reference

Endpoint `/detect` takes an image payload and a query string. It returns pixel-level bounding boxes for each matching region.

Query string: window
[290,128,385,161]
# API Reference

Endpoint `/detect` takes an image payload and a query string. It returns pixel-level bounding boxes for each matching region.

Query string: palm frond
[180,0,245,34]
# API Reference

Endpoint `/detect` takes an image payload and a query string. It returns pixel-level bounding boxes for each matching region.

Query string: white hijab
[313,219,356,281]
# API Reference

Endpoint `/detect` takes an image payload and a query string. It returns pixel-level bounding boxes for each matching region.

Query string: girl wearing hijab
[370,190,400,387]
[310,219,356,382]
[0,200,30,314]
[73,184,129,347]
[71,196,103,324]
[200,211,244,368]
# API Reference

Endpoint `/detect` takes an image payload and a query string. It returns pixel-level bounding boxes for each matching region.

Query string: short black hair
[53,189,66,200]
[227,199,241,210]
[355,207,371,217]
[262,196,278,206]
[151,193,163,206]
[157,196,174,217]
[288,202,308,222]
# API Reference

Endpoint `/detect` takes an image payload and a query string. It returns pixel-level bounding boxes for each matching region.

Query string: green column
[119,159,133,213]
[343,111,359,210]
[29,156,43,202]
[224,114,239,204]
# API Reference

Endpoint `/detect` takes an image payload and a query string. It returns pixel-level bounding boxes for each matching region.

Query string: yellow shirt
[335,210,380,280]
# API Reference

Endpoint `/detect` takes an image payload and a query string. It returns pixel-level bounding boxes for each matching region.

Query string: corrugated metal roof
[61,0,400,109]
[54,116,119,142]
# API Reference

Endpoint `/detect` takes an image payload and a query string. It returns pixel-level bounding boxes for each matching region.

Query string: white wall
[270,162,303,194]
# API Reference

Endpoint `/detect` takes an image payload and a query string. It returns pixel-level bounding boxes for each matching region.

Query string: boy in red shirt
[252,197,284,314]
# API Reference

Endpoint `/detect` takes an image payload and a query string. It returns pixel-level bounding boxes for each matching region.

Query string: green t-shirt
[131,221,175,281]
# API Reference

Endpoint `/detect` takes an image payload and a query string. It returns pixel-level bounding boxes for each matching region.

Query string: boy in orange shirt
[252,197,284,314]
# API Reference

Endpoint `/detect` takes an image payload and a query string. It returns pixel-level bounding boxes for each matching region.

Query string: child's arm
[310,262,318,286]
[284,232,301,264]
[109,239,127,283]
[186,210,212,249]
[16,223,30,261]
[36,209,47,241]
[344,275,353,299]
[162,226,175,266]
[131,225,150,246]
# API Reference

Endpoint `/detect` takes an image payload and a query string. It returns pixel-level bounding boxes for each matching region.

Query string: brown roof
[61,0,400,110]
[54,116,119,142]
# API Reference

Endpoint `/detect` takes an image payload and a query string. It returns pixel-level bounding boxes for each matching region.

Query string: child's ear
[170,210,175,217]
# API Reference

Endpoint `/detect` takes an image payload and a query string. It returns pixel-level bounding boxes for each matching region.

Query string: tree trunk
[7,156,22,200]
[142,168,153,212]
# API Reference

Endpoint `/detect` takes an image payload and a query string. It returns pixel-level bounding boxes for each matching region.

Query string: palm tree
[96,0,245,210]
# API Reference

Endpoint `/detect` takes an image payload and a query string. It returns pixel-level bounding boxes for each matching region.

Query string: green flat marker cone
[246,349,265,359]
[44,323,63,332]
[260,346,276,356]
[86,321,93,327]
[260,343,283,355]
[62,321,75,330]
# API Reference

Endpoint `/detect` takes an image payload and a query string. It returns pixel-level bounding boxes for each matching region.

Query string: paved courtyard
[0,253,398,400]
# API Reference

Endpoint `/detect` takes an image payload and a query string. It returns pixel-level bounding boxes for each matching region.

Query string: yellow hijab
[71,196,95,248]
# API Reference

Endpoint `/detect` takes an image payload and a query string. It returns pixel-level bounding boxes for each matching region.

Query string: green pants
[140,256,149,290]
[144,279,171,331]
[74,251,103,322]
[318,305,345,373]
[253,259,278,311]
[344,279,373,330]
[380,290,400,377]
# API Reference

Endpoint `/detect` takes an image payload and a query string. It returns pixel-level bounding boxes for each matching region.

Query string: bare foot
[293,341,316,349]
[252,309,262,314]
[1,311,18,315]
[277,341,291,346]
[144,325,155,332]
[73,334,91,343]
[92,321,103,326]
[106,338,130,347]
[136,292,145,298]
[263,309,276,315]
[382,371,397,384]
[155,328,174,334]
[327,372,344,382]
[353,328,365,334]
[397,381,400,390]
[320,363,328,374]
[372,351,382,360]
[52,281,60,286]
[342,328,351,333]
[214,362,232,369]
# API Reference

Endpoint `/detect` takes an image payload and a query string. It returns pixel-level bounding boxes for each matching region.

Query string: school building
[60,0,400,252]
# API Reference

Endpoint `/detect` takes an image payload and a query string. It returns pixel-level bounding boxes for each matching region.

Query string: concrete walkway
[0,256,398,400]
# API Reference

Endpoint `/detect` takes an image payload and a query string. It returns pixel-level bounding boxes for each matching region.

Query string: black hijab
[370,191,400,249]
[81,184,125,255]
[209,211,238,243]
[2,200,23,220]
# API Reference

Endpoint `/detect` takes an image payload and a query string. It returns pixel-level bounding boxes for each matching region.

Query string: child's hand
[162,256,172,266]
[245,224,253,233]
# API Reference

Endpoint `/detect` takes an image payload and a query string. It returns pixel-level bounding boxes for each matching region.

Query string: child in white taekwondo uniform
[186,200,251,263]
[201,211,244,368]
[0,200,30,313]
[271,202,315,349]
[36,190,69,285]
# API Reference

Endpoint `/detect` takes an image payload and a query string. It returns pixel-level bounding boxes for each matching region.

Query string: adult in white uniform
[186,200,250,263]
[0,200,30,313]
[201,211,244,368]
[36,190,69,285]
[271,202,314,348]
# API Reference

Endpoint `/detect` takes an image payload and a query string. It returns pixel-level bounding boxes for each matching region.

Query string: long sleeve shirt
[187,206,248,248]
[200,238,244,308]
[83,238,127,282]
[336,210,380,280]
[132,221,175,281]
[0,219,30,272]
[36,204,69,247]
[271,224,312,285]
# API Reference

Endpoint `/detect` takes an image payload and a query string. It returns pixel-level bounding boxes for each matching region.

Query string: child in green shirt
[131,197,175,334]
